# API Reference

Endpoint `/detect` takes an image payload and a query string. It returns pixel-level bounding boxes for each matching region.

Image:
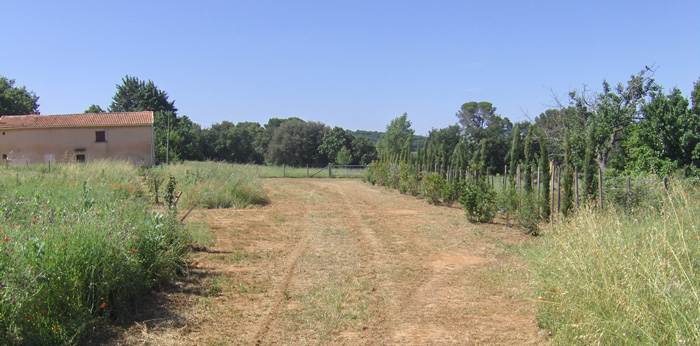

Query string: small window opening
[76,154,86,162]
[2,154,6,160]
[95,131,106,142]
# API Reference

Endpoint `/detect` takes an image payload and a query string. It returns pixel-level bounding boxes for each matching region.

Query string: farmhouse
[0,111,155,166]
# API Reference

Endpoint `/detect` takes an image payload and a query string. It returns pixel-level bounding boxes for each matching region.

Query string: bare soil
[102,178,545,345]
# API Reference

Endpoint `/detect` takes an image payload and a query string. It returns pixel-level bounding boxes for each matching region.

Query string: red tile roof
[0,111,154,129]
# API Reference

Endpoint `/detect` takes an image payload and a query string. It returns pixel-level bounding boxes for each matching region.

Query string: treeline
[388,70,700,182]
[3,70,699,176]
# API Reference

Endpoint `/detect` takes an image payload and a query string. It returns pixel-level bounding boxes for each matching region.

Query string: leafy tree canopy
[84,104,105,113]
[266,120,329,165]
[0,76,40,115]
[109,75,177,114]
[378,113,414,160]
[456,101,496,130]
[319,127,353,163]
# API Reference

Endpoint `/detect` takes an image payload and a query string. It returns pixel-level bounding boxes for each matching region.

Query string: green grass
[0,161,191,345]
[530,186,700,345]
[149,161,270,209]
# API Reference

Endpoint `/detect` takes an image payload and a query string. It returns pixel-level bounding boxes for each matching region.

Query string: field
[3,161,698,345]
[102,178,543,345]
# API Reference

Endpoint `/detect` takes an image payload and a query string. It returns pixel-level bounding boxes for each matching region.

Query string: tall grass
[152,161,269,209]
[531,185,700,345]
[0,161,190,345]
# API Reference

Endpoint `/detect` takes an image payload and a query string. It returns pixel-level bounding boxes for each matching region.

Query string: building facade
[0,111,154,166]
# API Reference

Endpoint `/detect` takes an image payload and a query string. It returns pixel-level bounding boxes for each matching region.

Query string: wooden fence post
[663,176,668,191]
[329,164,332,178]
[504,165,508,188]
[598,168,603,212]
[627,176,631,215]
[307,164,309,177]
[574,167,579,209]
[537,166,541,202]
[550,161,555,222]
[283,164,286,178]
[557,166,562,217]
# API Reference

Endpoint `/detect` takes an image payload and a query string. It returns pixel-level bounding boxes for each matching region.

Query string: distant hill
[350,130,426,152]
[350,130,381,144]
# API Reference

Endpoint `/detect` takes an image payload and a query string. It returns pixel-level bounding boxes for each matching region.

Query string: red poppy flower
[2,237,8,243]
[40,309,45,314]
[131,248,136,252]
[62,242,66,247]
[53,326,60,332]
[33,216,37,223]
[101,302,106,309]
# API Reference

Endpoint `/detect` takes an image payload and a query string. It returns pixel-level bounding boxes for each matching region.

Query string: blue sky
[1,0,698,135]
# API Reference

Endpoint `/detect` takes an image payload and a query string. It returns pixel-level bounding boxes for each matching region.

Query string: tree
[451,138,470,176]
[570,69,658,172]
[108,75,190,164]
[0,76,39,115]
[534,107,587,165]
[319,127,352,163]
[455,102,513,173]
[378,113,414,161]
[350,136,378,165]
[84,104,105,113]
[583,122,598,199]
[109,75,177,114]
[692,78,700,116]
[423,125,461,171]
[456,101,497,130]
[562,130,574,215]
[538,127,551,219]
[523,124,536,192]
[266,120,329,165]
[508,123,523,182]
[625,85,700,175]
[335,146,353,165]
[200,121,264,163]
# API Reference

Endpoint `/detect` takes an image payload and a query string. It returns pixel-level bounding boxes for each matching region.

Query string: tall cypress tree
[509,124,522,183]
[562,130,574,215]
[583,122,598,200]
[523,124,535,193]
[538,127,551,219]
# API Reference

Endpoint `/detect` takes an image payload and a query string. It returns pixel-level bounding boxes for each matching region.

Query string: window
[95,131,106,142]
[2,154,6,160]
[76,154,86,162]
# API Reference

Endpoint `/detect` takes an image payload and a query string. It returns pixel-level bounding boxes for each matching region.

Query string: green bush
[517,192,539,235]
[459,182,497,223]
[421,173,446,205]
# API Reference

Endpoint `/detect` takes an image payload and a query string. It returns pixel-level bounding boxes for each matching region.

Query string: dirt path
[108,178,544,345]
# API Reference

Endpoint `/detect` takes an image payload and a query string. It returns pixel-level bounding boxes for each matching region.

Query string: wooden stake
[557,166,561,216]
[574,167,579,209]
[537,166,541,201]
[598,168,603,212]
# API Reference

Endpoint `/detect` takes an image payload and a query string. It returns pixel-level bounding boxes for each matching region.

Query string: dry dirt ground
[103,178,545,346]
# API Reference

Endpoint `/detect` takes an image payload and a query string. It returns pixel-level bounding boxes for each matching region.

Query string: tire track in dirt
[251,180,319,345]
